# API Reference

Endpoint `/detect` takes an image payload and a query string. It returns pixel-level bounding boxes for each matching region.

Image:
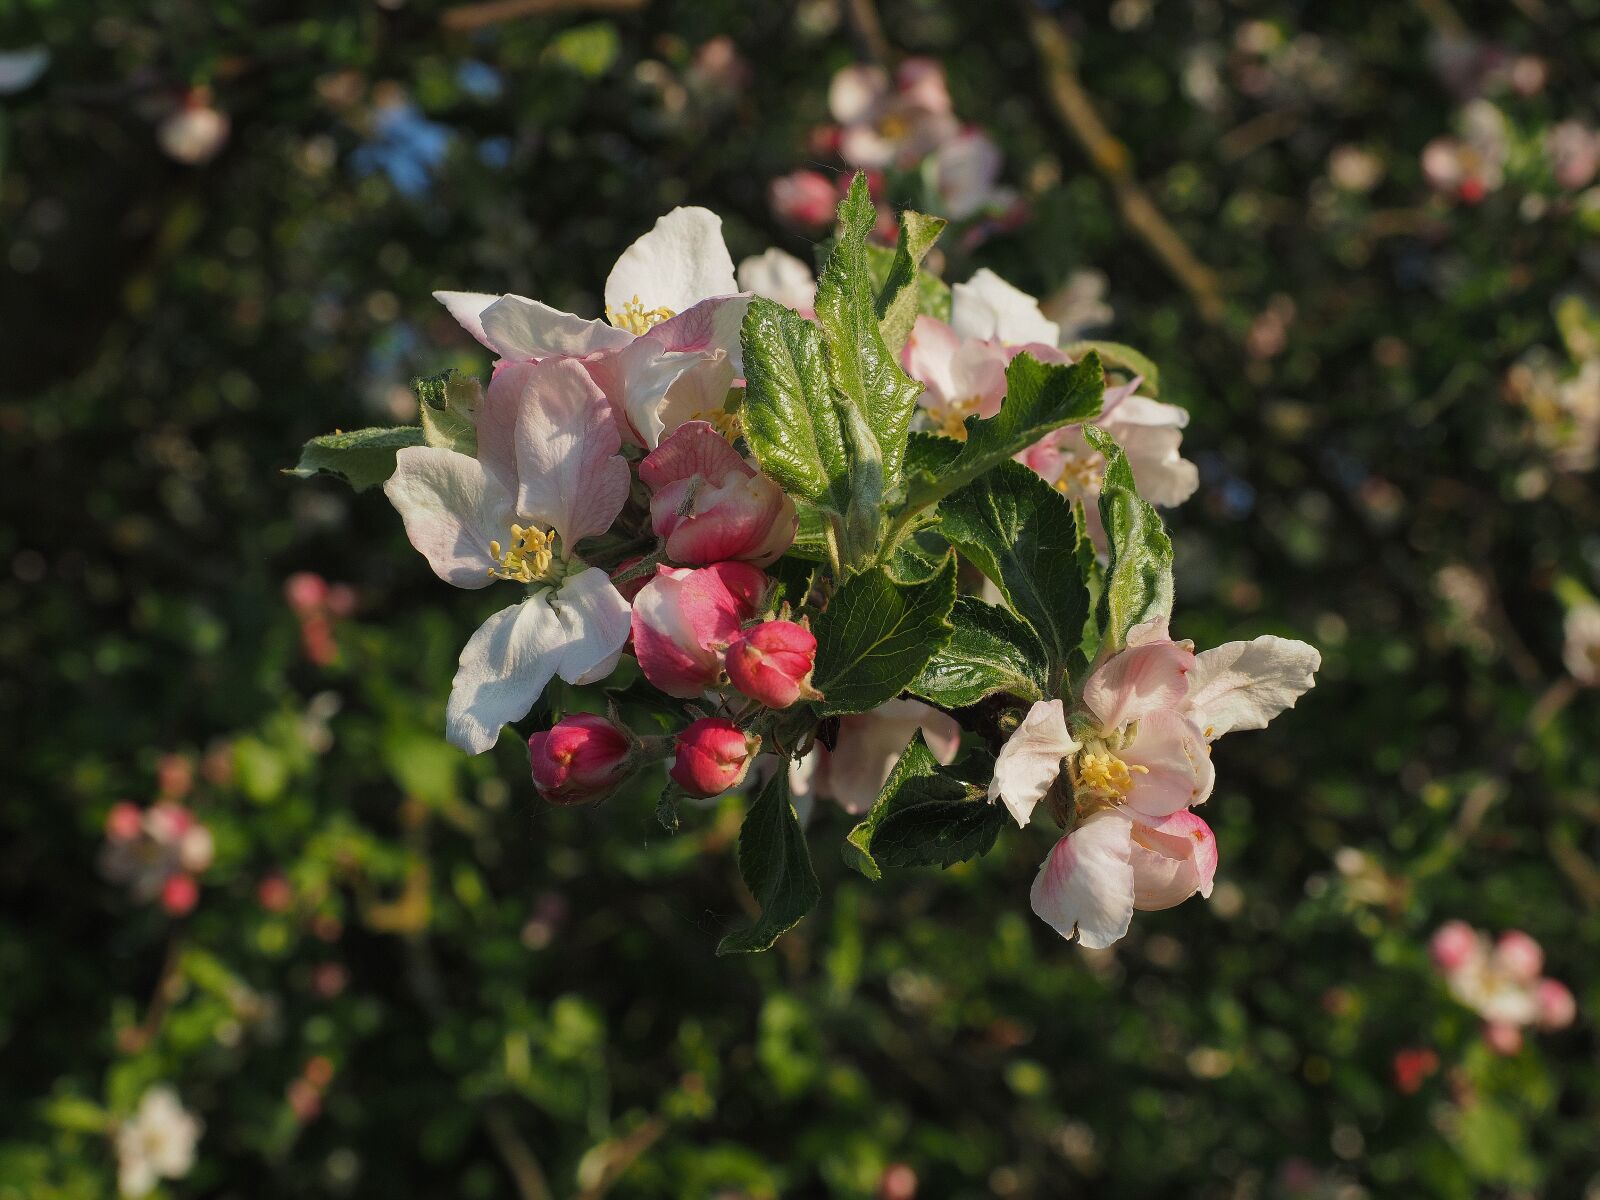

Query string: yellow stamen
[605,294,676,335]
[690,405,741,442]
[486,523,557,584]
[1053,451,1105,499]
[1075,750,1148,799]
[927,395,983,441]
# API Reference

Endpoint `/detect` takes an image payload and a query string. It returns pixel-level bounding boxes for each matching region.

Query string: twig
[441,0,645,33]
[573,1116,669,1200]
[119,934,186,1054]
[483,1105,556,1200]
[1024,8,1226,325]
[844,0,893,65]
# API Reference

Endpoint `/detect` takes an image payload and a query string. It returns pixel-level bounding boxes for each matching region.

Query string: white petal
[604,207,738,319]
[433,290,501,349]
[384,447,513,589]
[1029,811,1135,949]
[988,699,1079,827]
[1185,636,1321,740]
[549,567,633,687]
[828,63,889,124]
[737,248,817,311]
[0,46,49,94]
[952,268,1060,346]
[825,700,959,815]
[513,358,630,547]
[480,294,634,360]
[446,600,567,754]
[587,336,731,450]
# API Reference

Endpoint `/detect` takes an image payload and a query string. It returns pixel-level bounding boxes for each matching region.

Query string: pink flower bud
[1491,930,1544,982]
[284,571,329,615]
[528,714,634,804]
[670,718,760,798]
[639,422,795,566]
[1430,920,1479,975]
[155,753,194,800]
[632,561,768,697]
[161,873,200,917]
[1482,1020,1523,1056]
[726,620,819,709]
[258,874,294,913]
[105,801,144,843]
[1535,979,1577,1031]
[770,169,838,230]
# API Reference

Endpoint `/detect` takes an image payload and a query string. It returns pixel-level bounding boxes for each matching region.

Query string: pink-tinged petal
[951,268,1059,346]
[1082,640,1197,733]
[651,294,749,374]
[829,63,889,125]
[512,359,629,548]
[1184,636,1321,741]
[585,336,735,450]
[639,420,751,491]
[1125,616,1173,647]
[630,563,759,697]
[1120,710,1215,817]
[443,568,631,755]
[604,207,738,319]
[988,699,1079,828]
[949,339,1011,418]
[1007,341,1073,367]
[1105,393,1188,429]
[1029,811,1136,949]
[824,699,960,815]
[933,128,1003,220]
[474,360,532,493]
[905,315,962,409]
[661,474,795,565]
[433,290,501,349]
[478,295,633,360]
[1127,809,1217,910]
[384,447,513,590]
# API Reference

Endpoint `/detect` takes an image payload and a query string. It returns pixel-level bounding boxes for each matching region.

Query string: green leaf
[882,525,950,586]
[909,596,1049,708]
[740,298,851,515]
[787,500,832,563]
[904,351,1104,511]
[874,209,947,356]
[717,768,820,955]
[284,426,425,492]
[939,459,1089,684]
[844,734,1007,878]
[1063,340,1161,396]
[1071,499,1105,673]
[813,174,924,531]
[812,557,957,716]
[655,783,681,835]
[864,242,951,327]
[415,369,482,456]
[1085,425,1173,653]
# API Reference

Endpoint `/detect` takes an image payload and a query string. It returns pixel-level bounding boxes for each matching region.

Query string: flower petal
[825,699,960,815]
[434,290,501,349]
[638,419,751,492]
[1184,636,1321,741]
[1128,808,1217,910]
[1082,639,1197,732]
[988,699,1079,827]
[651,294,750,375]
[905,315,963,410]
[737,248,817,312]
[1029,810,1135,949]
[479,294,633,360]
[384,447,513,589]
[951,268,1060,346]
[512,358,630,548]
[551,567,633,685]
[828,63,889,124]
[1120,710,1215,816]
[604,207,738,320]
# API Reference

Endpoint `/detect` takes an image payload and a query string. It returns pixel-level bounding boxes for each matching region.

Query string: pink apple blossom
[769,169,838,230]
[671,718,760,797]
[1429,921,1577,1048]
[725,620,819,709]
[101,801,216,911]
[1547,120,1600,190]
[737,248,817,313]
[638,420,796,565]
[828,58,959,170]
[931,127,1014,221]
[528,713,636,804]
[384,358,633,753]
[1430,920,1479,973]
[992,623,1319,947]
[435,207,748,448]
[789,699,962,816]
[1535,979,1577,1031]
[630,561,767,697]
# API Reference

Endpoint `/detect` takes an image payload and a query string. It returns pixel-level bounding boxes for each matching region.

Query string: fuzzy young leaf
[1071,499,1105,674]
[812,557,957,716]
[740,297,852,515]
[415,369,481,456]
[284,426,425,492]
[903,351,1105,511]
[909,596,1050,708]
[1086,425,1173,652]
[717,768,820,955]
[813,173,925,501]
[844,733,1007,878]
[1063,340,1161,396]
[874,209,947,356]
[939,459,1089,683]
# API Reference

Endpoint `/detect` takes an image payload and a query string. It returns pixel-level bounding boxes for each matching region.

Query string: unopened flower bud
[1535,979,1577,1031]
[161,873,200,917]
[725,620,820,709]
[1491,930,1543,982]
[1482,1020,1523,1056]
[670,718,760,798]
[105,801,144,843]
[528,714,635,804]
[1429,920,1478,974]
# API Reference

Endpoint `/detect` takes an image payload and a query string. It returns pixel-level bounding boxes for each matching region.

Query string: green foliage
[873,209,948,355]
[909,596,1050,707]
[811,557,957,716]
[415,369,481,456]
[284,426,424,491]
[717,769,819,955]
[1086,425,1173,652]
[844,734,1006,879]
[1063,340,1161,396]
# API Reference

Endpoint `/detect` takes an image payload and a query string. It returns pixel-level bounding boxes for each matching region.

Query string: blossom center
[1073,749,1147,800]
[689,404,741,441]
[606,294,676,335]
[928,395,983,440]
[487,524,558,584]
[1053,450,1105,499]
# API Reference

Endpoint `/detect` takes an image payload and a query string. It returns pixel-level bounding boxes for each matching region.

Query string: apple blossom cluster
[292,173,1318,953]
[100,800,214,917]
[1429,922,1576,1055]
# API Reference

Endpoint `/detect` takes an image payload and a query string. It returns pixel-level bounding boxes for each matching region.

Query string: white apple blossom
[736,248,816,313]
[435,206,748,448]
[1565,602,1600,686]
[116,1086,201,1198]
[384,358,632,753]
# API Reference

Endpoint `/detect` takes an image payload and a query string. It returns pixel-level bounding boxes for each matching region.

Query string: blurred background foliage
[3,0,1600,1196]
